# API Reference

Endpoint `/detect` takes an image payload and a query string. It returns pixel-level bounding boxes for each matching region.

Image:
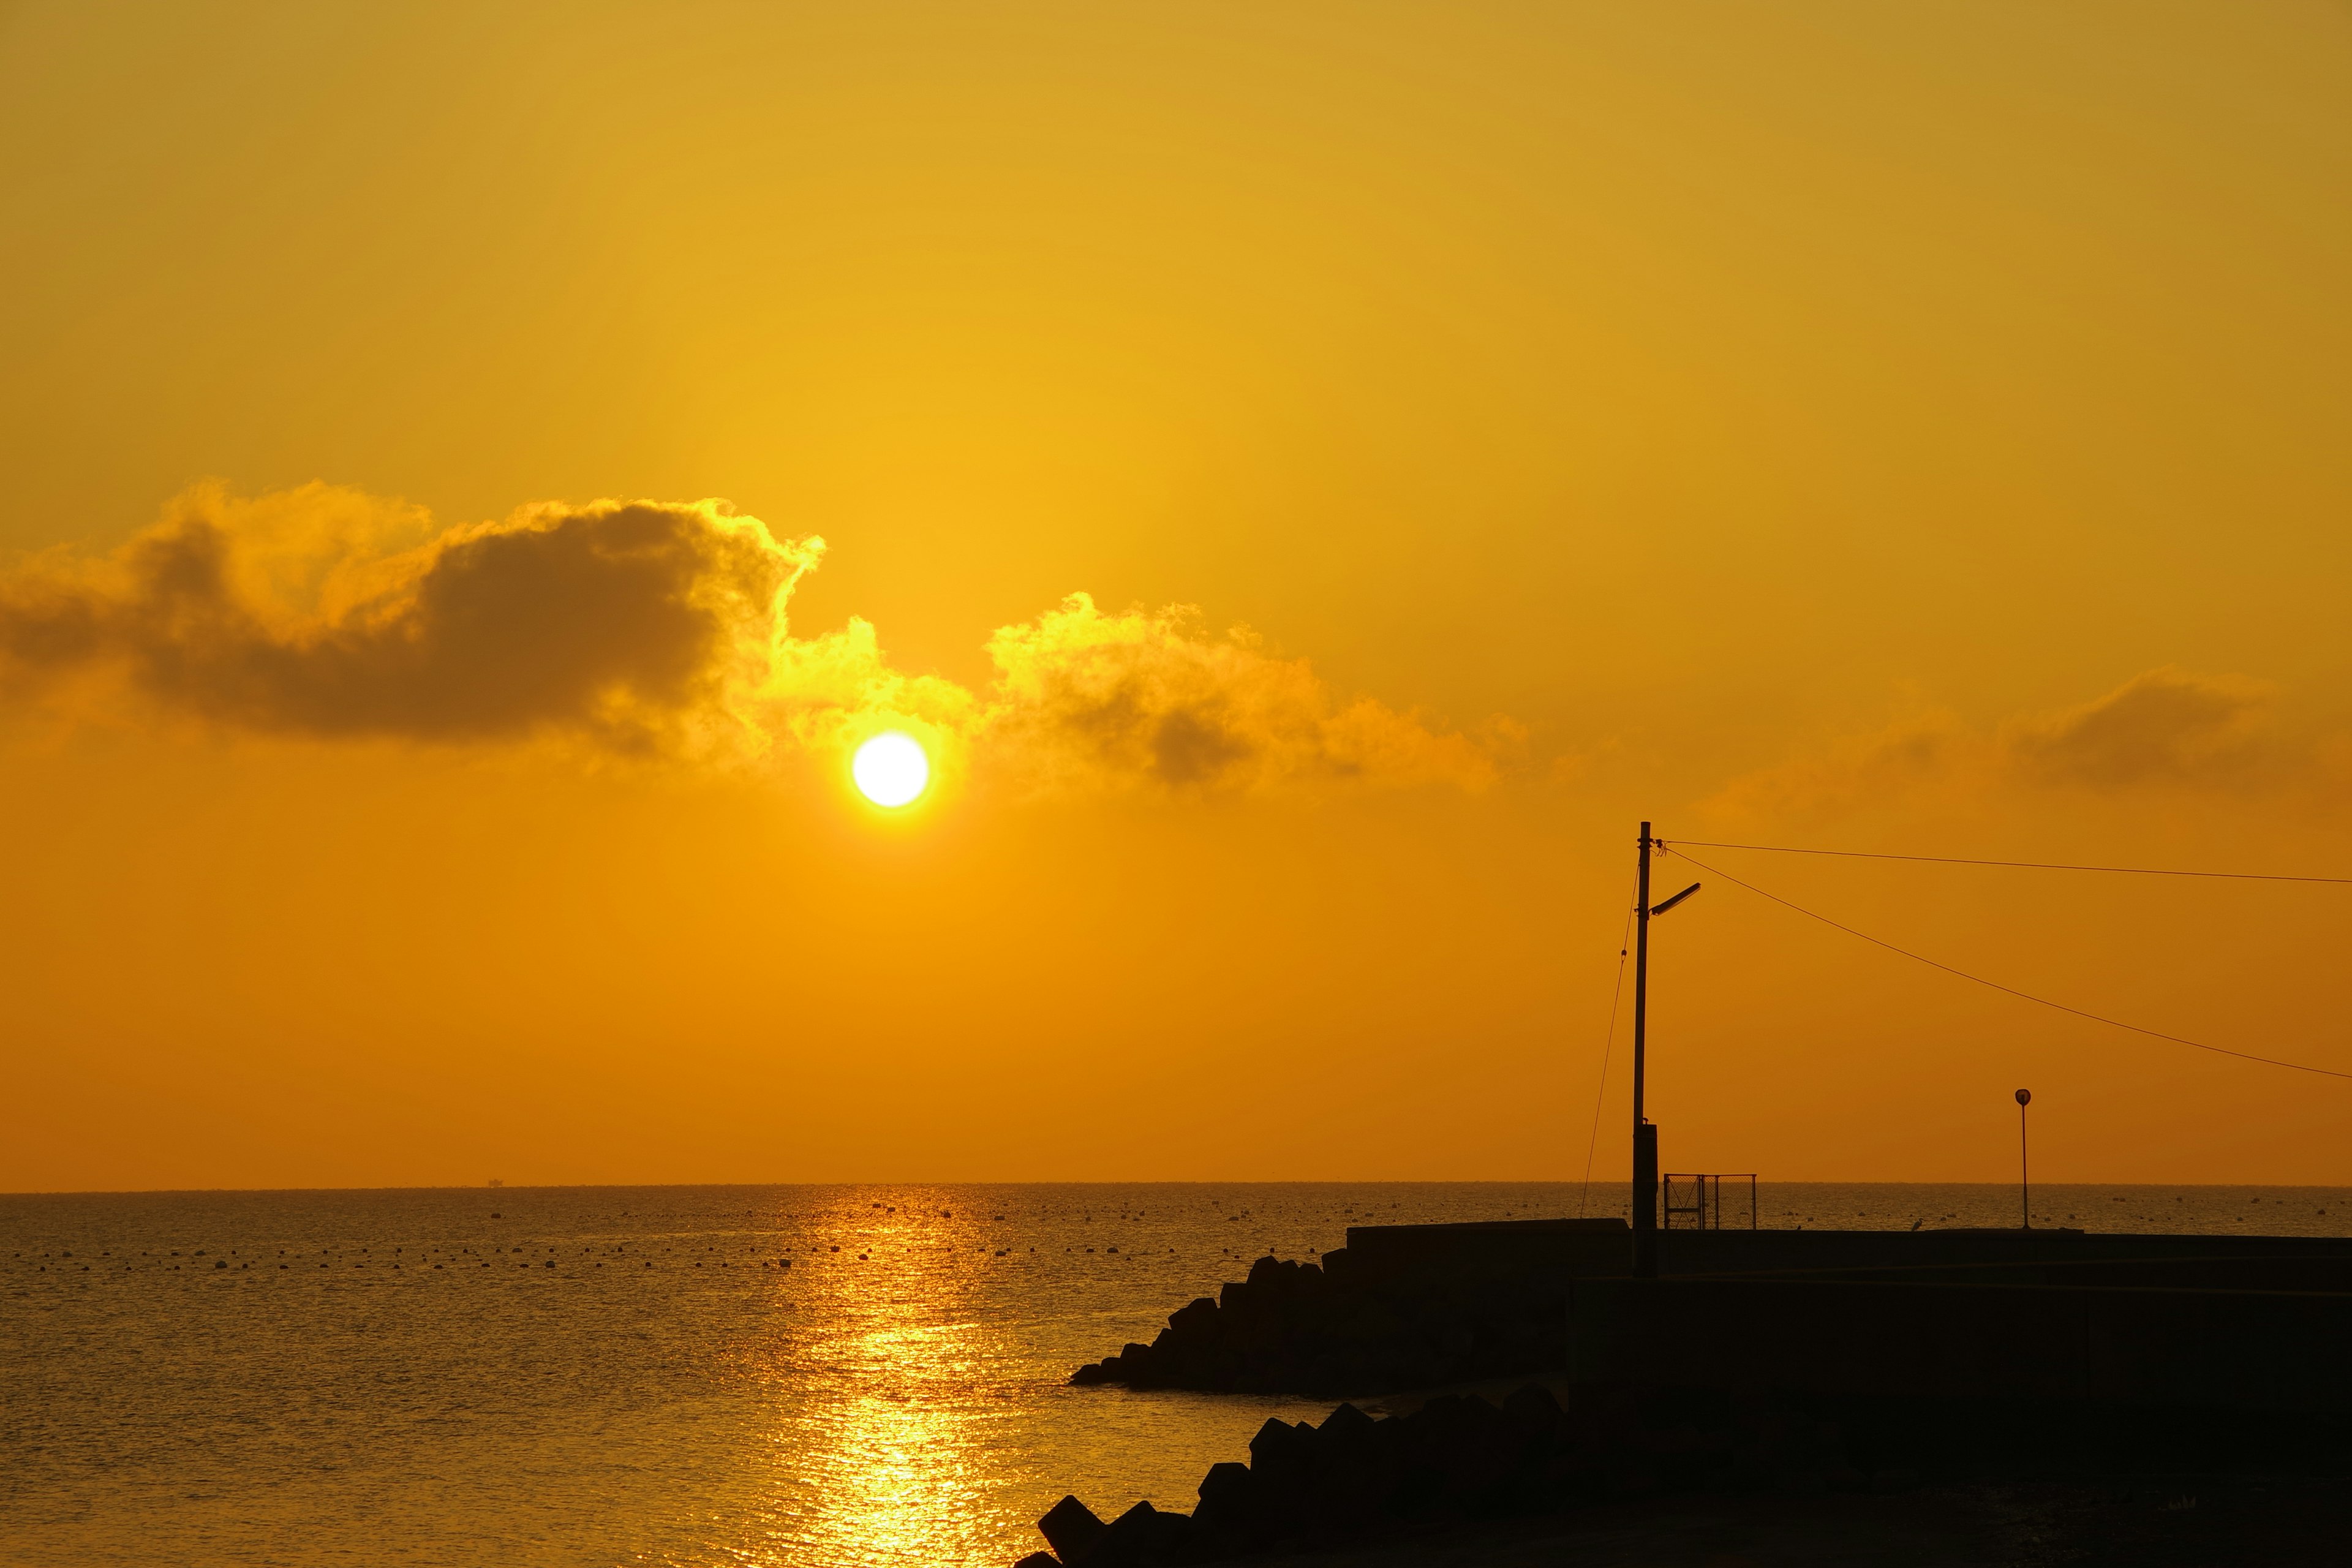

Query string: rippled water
[7,1182,2348,1567]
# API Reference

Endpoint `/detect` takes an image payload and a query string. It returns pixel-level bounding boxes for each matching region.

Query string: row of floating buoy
[9,1241,1307,1278]
[10,1207,1402,1278]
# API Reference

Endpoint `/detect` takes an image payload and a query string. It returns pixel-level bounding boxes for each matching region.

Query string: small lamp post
[2015,1088,2032,1229]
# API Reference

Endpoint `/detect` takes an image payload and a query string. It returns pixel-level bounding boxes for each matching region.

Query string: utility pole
[1632,823,1657,1278]
[2016,1088,2032,1229]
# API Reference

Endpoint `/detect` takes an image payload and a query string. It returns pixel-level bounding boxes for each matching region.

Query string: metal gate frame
[1660,1172,1757,1230]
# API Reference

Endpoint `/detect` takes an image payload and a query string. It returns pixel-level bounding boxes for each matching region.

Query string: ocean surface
[7,1181,2350,1568]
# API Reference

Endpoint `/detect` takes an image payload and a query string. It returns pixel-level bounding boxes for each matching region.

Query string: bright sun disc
[851,732,930,807]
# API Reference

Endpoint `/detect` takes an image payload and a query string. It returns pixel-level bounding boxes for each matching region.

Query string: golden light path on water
[760,1215,1009,1566]
[628,1188,1354,1568]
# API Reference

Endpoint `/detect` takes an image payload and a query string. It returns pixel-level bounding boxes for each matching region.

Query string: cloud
[1709,668,2291,820]
[974,595,1498,793]
[0,483,813,754]
[0,483,1496,793]
[1705,710,1976,820]
[2002,668,2269,788]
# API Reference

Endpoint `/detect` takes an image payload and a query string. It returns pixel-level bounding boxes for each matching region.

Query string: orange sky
[3,2,2350,1192]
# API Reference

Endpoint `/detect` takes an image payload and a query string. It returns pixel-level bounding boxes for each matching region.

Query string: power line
[1660,839,2352,886]
[1660,846,2352,1082]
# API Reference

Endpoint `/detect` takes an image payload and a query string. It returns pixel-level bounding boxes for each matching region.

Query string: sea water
[6,1182,2348,1567]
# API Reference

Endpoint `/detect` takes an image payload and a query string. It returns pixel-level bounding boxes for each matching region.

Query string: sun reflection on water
[743,1208,1023,1567]
[641,1190,1354,1567]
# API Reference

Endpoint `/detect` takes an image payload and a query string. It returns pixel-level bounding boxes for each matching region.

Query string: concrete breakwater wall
[1569,1267,2352,1414]
[1642,1225,2352,1275]
[1071,1219,2352,1400]
[1046,1223,2352,1564]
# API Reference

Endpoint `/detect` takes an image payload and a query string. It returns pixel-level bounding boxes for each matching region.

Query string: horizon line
[8,1178,2352,1199]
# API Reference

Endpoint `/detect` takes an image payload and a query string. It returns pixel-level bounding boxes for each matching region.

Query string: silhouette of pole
[1632,823,1657,1278]
[2016,1088,2032,1229]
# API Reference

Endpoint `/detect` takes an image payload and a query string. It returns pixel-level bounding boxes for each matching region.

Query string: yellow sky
[3,2,2350,1192]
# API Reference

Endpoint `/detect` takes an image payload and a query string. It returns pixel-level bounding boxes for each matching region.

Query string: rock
[1170,1295,1218,1333]
[1397,1394,1526,1515]
[1068,1227,1591,1399]
[1313,1402,1382,1504]
[1247,1417,1314,1484]
[1195,1460,1255,1518]
[1038,1494,1106,1563]
[1196,1457,1281,1552]
[1596,1455,1664,1499]
[1086,1500,1195,1567]
[1012,1555,1060,1568]
[1502,1383,1565,1438]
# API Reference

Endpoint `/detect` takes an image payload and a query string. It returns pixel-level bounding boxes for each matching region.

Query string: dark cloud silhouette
[0,487,816,751]
[2006,668,2269,787]
[1709,667,2293,819]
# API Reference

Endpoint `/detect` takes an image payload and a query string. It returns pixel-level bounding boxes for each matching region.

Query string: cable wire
[1660,839,2352,886]
[1578,891,1638,1217]
[1661,846,2352,1082]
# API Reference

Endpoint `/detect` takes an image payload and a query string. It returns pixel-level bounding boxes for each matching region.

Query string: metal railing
[1661,1173,1757,1230]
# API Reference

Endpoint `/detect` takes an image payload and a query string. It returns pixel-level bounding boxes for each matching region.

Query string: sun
[851,731,930,808]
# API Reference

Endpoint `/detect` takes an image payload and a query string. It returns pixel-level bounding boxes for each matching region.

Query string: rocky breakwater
[1071,1238,1596,1398]
[1014,1382,1860,1566]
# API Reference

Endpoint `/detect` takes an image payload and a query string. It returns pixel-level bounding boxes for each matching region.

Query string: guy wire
[1578,888,1638,1218]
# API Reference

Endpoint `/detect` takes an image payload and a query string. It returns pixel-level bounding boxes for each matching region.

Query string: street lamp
[2016,1088,2032,1229]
